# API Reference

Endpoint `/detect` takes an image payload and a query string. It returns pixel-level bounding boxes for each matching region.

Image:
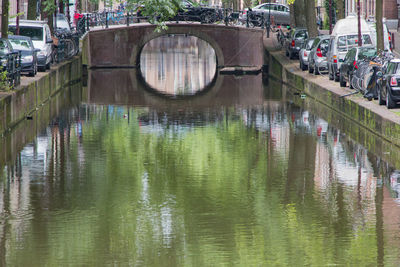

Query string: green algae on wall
[0,56,82,136]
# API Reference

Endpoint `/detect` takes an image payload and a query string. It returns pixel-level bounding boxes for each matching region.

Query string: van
[367,21,391,52]
[327,15,373,82]
[8,20,53,71]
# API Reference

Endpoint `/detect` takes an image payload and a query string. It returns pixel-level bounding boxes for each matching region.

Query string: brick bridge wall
[82,24,264,69]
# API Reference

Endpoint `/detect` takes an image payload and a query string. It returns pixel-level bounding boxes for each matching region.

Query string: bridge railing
[79,9,274,31]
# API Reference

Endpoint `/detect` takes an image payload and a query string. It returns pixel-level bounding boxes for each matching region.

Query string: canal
[1,35,400,266]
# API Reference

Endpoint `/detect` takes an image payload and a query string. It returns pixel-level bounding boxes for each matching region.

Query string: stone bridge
[82,23,264,70]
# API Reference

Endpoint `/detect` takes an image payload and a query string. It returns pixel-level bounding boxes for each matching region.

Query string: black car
[8,35,39,77]
[284,28,308,59]
[0,38,21,85]
[138,0,219,24]
[378,59,400,109]
[339,46,376,89]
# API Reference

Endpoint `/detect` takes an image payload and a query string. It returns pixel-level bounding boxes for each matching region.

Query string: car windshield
[306,39,314,50]
[337,34,372,52]
[56,18,70,30]
[9,26,43,41]
[358,48,377,59]
[9,39,32,51]
[295,31,307,39]
[0,40,9,56]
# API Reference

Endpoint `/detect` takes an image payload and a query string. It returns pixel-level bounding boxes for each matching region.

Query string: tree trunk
[289,4,295,28]
[294,0,306,27]
[376,0,384,50]
[337,0,345,20]
[28,0,37,20]
[305,0,318,37]
[1,0,9,39]
[59,0,64,13]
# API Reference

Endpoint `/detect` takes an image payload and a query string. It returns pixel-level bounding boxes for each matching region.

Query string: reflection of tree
[0,104,396,265]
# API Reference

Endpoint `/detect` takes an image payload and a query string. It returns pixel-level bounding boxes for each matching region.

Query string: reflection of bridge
[82,23,264,70]
[83,69,264,109]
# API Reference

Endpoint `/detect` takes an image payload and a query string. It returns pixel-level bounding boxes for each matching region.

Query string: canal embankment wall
[0,56,82,136]
[263,36,400,148]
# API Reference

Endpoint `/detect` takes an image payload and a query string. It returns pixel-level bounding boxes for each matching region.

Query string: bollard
[127,12,130,26]
[106,12,109,28]
[225,9,228,26]
[246,12,249,28]
[86,14,90,31]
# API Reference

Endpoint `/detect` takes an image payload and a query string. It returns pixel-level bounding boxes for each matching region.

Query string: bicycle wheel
[66,39,77,59]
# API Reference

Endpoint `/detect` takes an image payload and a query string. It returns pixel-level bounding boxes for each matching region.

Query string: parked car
[299,37,315,71]
[8,35,39,77]
[284,28,308,59]
[339,46,377,88]
[9,19,53,72]
[56,13,72,33]
[327,15,374,82]
[377,58,400,109]
[240,3,290,26]
[308,35,330,75]
[0,38,21,86]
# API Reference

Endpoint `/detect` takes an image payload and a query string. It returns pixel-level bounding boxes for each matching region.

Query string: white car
[9,19,53,72]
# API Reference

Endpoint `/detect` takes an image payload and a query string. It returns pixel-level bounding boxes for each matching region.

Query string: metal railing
[78,9,273,30]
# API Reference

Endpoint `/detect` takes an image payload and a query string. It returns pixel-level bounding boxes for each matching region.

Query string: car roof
[390,59,400,63]
[9,19,47,27]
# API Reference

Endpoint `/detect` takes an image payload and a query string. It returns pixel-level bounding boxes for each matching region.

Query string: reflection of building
[140,35,216,96]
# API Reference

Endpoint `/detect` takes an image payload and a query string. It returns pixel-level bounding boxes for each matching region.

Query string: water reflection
[4,70,400,264]
[140,35,217,96]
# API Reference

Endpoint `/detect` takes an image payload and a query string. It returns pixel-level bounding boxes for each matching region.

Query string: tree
[305,0,318,37]
[27,0,37,20]
[1,0,9,39]
[336,0,344,20]
[293,0,306,27]
[376,0,383,50]
[42,0,56,33]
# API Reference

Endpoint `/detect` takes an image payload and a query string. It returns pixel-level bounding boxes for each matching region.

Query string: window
[337,36,346,51]
[9,39,32,51]
[0,40,9,56]
[387,63,395,74]
[295,31,307,39]
[9,26,43,41]
[306,39,314,50]
[312,38,320,49]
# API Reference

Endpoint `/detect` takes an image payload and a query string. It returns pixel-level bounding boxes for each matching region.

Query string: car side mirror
[339,59,344,62]
[34,48,41,53]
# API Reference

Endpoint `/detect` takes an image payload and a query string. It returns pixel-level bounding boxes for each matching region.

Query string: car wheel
[328,67,334,80]
[334,73,340,82]
[386,89,396,109]
[46,62,50,70]
[349,74,353,89]
[286,49,289,57]
[378,86,385,105]
[300,60,306,71]
[314,64,319,75]
[339,73,346,87]
[308,62,314,73]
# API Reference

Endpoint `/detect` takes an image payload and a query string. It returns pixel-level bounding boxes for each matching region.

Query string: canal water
[1,35,400,266]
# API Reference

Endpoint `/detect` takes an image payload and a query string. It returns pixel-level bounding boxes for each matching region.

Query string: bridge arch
[135,28,224,68]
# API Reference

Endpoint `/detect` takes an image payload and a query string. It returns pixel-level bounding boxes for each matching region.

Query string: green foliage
[126,0,184,28]
[0,70,12,91]
[42,0,57,15]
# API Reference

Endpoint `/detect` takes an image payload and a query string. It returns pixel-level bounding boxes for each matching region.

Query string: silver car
[299,38,315,71]
[241,3,290,26]
[308,35,330,75]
